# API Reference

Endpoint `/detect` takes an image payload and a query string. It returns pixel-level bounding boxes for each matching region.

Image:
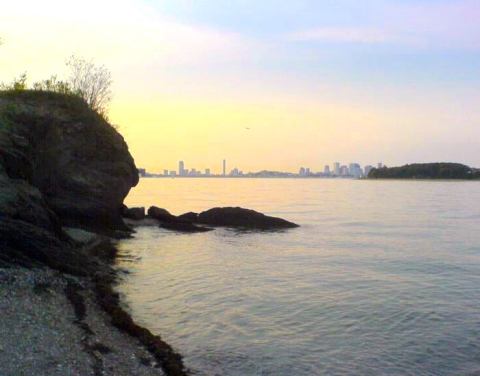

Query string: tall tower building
[223,159,226,176]
[179,161,185,176]
[334,162,340,175]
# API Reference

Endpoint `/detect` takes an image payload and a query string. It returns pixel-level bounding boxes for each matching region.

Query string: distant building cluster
[175,160,212,177]
[137,160,384,179]
[299,162,383,178]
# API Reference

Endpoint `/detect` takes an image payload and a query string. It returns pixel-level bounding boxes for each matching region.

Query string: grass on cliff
[0,90,113,129]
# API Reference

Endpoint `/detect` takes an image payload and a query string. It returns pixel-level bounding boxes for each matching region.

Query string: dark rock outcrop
[0,91,138,268]
[0,91,187,376]
[177,212,199,223]
[122,206,145,220]
[148,207,211,233]
[197,207,299,230]
[0,91,138,234]
[147,206,178,222]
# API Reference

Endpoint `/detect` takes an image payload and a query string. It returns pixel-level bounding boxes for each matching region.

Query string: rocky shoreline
[0,230,188,376]
[0,91,299,376]
[0,91,187,376]
[0,266,170,376]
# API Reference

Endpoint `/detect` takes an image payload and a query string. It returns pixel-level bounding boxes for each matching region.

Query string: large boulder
[0,169,95,273]
[147,207,212,233]
[197,207,299,229]
[177,212,199,222]
[0,91,138,233]
[147,206,178,222]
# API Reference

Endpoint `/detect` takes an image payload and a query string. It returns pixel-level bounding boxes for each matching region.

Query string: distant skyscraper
[349,163,362,178]
[324,165,331,175]
[299,167,306,176]
[205,168,211,176]
[179,161,185,176]
[305,168,311,176]
[223,159,226,176]
[340,165,349,176]
[163,169,168,176]
[334,162,340,175]
[377,162,383,169]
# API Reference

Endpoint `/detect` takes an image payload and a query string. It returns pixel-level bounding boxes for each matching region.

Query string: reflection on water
[117,178,480,375]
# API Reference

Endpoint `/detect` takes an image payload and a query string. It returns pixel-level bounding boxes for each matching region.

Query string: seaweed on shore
[94,277,188,376]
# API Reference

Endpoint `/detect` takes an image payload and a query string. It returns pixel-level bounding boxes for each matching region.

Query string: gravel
[0,266,165,376]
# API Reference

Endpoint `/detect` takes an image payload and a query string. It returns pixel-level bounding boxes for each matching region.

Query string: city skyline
[139,159,384,178]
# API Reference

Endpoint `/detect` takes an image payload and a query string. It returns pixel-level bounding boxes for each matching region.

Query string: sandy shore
[0,266,165,376]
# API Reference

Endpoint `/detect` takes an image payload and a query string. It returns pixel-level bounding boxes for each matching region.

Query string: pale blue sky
[2,0,479,170]
[149,0,480,86]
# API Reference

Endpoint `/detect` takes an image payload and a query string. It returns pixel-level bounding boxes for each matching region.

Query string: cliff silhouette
[0,90,187,376]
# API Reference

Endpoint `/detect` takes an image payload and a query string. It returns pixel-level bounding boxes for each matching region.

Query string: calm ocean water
[118,178,480,376]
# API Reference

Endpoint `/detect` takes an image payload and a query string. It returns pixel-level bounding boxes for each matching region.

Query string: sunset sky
[1,0,479,173]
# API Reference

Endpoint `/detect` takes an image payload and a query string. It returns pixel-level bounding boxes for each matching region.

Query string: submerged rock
[159,222,213,233]
[197,207,299,229]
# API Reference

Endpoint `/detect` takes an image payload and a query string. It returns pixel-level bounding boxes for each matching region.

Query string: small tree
[66,55,112,116]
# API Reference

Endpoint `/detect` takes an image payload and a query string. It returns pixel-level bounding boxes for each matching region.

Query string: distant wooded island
[368,163,480,180]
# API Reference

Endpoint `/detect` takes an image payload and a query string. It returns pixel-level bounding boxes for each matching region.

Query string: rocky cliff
[0,91,186,376]
[0,90,138,269]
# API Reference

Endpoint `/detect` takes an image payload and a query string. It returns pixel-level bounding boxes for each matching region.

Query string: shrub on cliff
[66,56,112,117]
[1,56,112,118]
[0,73,28,91]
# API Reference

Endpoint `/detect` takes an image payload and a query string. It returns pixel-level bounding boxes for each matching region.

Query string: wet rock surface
[147,206,179,223]
[198,207,299,229]
[127,205,299,233]
[177,212,199,223]
[159,222,213,233]
[123,206,146,221]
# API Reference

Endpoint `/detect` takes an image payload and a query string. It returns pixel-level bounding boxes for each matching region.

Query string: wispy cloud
[287,27,395,44]
[286,0,480,50]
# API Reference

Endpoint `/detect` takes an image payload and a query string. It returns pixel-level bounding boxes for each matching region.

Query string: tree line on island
[368,163,480,180]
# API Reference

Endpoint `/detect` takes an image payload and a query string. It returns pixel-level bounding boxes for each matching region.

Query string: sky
[1,0,479,173]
